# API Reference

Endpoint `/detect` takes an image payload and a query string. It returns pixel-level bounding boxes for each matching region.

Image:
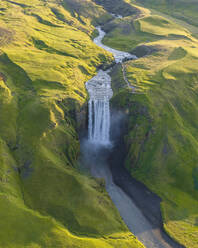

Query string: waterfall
[86,27,136,146]
[86,70,113,145]
[88,99,110,142]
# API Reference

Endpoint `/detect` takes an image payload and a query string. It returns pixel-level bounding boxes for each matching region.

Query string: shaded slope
[133,0,198,27]
[93,0,139,17]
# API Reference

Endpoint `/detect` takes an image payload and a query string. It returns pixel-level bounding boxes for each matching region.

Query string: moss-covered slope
[0,0,144,247]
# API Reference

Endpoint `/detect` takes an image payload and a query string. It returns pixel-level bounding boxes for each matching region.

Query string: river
[81,21,183,248]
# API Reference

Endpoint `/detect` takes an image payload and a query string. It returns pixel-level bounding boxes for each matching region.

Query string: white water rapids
[94,27,137,63]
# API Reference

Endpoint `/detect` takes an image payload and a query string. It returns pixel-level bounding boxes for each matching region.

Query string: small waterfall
[86,70,113,145]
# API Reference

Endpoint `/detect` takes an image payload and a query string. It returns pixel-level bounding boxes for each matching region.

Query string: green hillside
[1,0,198,247]
[0,0,144,247]
[133,0,198,27]
[106,1,198,247]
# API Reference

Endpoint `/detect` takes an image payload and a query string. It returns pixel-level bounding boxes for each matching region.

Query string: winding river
[82,22,183,248]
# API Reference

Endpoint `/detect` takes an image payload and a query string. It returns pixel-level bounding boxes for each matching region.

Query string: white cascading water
[86,26,136,146]
[94,27,136,63]
[86,70,113,145]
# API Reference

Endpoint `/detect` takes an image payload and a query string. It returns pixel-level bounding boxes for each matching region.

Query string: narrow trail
[121,63,135,92]
[94,26,136,92]
[82,16,184,248]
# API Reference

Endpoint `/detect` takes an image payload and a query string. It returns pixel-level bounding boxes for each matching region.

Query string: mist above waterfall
[110,110,127,142]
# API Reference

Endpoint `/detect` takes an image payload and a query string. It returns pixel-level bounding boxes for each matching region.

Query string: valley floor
[81,140,183,248]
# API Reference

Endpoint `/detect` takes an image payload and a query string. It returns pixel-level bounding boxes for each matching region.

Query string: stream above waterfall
[86,26,136,146]
[82,23,183,248]
[94,27,137,63]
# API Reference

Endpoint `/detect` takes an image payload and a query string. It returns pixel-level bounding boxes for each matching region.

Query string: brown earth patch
[0,72,7,82]
[0,27,13,46]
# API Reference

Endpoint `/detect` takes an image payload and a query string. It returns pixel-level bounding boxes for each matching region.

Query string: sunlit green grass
[0,0,144,247]
[108,2,198,247]
[132,0,198,27]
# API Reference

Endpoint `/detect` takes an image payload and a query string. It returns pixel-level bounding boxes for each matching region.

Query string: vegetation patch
[133,0,198,27]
